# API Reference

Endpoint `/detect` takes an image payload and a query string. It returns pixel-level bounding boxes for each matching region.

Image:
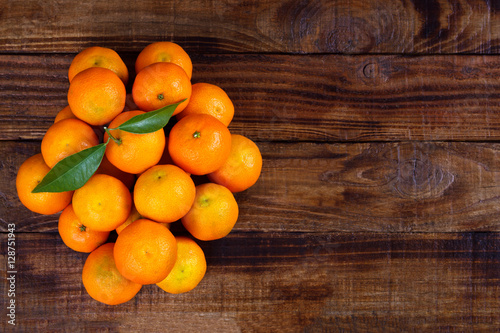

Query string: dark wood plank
[3,53,500,142]
[1,232,498,332]
[1,0,500,54]
[4,140,500,233]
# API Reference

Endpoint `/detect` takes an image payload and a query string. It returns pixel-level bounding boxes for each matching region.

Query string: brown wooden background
[1,0,500,332]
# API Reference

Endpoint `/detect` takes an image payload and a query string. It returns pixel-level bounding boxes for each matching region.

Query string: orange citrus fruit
[16,154,73,215]
[156,236,206,294]
[181,183,239,241]
[115,203,170,235]
[72,174,132,232]
[104,110,166,174]
[41,118,100,168]
[168,113,232,175]
[114,219,177,285]
[208,134,262,192]
[68,46,129,84]
[54,105,77,123]
[94,154,136,190]
[82,243,142,305]
[133,164,195,223]
[135,41,192,79]
[132,62,191,115]
[115,203,141,234]
[176,83,234,126]
[58,203,109,253]
[68,67,126,126]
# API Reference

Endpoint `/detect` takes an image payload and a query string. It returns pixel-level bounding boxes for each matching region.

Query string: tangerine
[68,46,129,84]
[176,83,234,126]
[132,62,191,115]
[115,203,171,234]
[68,67,126,126]
[94,154,136,190]
[54,105,77,123]
[72,174,132,232]
[58,204,109,253]
[16,154,73,215]
[156,236,206,294]
[82,243,142,305]
[135,41,192,79]
[168,113,232,175]
[115,203,141,234]
[208,134,262,192]
[41,118,100,168]
[133,164,195,223]
[114,219,177,285]
[182,183,239,241]
[104,110,166,174]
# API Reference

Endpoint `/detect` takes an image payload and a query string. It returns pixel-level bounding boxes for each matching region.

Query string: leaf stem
[104,127,122,145]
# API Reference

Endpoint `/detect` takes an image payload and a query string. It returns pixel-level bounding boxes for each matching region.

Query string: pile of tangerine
[16,42,262,305]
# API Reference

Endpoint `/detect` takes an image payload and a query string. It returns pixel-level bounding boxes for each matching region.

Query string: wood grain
[2,0,500,54]
[3,53,500,142]
[0,232,498,332]
[4,140,500,233]
[2,1,500,330]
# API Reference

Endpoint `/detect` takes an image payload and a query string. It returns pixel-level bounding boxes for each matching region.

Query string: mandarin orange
[104,110,166,174]
[54,105,77,123]
[41,118,100,168]
[132,62,191,115]
[156,236,207,294]
[16,154,73,215]
[68,46,129,84]
[114,219,177,285]
[135,41,192,79]
[208,134,262,192]
[82,243,142,305]
[94,154,136,190]
[182,183,239,241]
[72,174,132,232]
[168,113,232,175]
[58,204,109,253]
[133,164,195,223]
[68,67,126,126]
[115,202,141,234]
[176,83,234,126]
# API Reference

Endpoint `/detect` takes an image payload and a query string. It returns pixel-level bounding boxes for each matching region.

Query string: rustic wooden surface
[1,0,500,332]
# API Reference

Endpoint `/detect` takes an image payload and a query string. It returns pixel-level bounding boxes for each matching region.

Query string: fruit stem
[104,127,122,145]
[193,131,201,138]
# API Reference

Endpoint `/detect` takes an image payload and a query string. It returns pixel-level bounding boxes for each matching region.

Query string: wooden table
[1,0,499,331]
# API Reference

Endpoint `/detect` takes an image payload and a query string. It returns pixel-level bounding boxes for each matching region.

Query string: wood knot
[399,159,432,187]
[460,65,480,79]
[363,62,379,79]
[393,158,454,199]
[358,59,391,85]
[326,21,374,53]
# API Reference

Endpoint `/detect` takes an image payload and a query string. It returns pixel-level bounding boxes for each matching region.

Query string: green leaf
[32,143,107,193]
[114,100,185,134]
